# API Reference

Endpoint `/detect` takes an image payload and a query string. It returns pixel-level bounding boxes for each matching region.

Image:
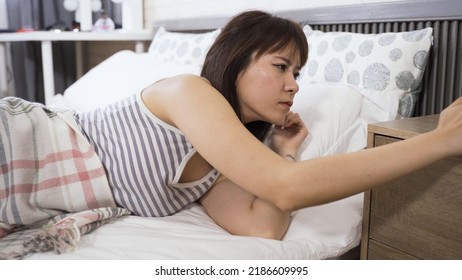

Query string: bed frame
[152,0,462,117]
[147,0,462,260]
[7,0,456,261]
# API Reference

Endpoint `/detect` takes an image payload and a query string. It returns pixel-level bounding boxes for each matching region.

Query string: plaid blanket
[0,97,130,259]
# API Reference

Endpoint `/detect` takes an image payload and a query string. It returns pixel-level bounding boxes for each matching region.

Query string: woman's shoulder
[141,74,226,129]
[148,74,211,92]
[142,74,217,102]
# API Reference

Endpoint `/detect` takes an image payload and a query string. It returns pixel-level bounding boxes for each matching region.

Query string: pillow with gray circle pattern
[301,25,433,118]
[148,27,221,67]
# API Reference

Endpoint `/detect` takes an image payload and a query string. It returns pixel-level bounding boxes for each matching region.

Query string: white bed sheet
[27,195,362,260]
[41,50,363,260]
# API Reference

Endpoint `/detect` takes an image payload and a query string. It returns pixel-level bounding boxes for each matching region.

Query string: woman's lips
[280,101,293,108]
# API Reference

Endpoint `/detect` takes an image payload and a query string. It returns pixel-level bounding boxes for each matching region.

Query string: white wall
[144,0,406,23]
[0,0,7,29]
[0,0,9,98]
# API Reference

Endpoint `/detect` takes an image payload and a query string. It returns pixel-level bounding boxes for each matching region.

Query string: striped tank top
[76,93,220,217]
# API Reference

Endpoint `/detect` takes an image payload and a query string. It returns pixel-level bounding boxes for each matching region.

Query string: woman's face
[236,48,301,126]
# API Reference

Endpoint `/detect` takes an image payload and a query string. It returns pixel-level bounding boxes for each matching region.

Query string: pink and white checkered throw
[0,97,130,259]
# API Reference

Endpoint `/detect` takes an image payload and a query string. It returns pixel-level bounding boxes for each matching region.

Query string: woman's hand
[436,96,462,156]
[270,111,308,159]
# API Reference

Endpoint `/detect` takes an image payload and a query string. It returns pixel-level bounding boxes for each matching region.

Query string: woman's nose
[285,75,299,95]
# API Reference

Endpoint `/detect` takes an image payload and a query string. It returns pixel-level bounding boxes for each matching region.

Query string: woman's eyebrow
[275,56,301,70]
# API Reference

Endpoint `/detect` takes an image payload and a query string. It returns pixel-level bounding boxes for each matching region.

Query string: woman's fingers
[282,112,302,129]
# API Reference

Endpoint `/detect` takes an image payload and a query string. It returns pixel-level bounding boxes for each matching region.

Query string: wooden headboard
[152,0,462,117]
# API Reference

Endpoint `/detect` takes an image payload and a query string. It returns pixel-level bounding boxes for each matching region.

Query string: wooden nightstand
[360,115,462,260]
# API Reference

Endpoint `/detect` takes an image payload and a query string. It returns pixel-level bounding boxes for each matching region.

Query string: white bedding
[27,196,363,260]
[38,50,365,260]
[50,50,202,112]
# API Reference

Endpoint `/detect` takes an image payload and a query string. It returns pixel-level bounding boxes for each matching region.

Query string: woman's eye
[294,72,300,80]
[275,64,287,71]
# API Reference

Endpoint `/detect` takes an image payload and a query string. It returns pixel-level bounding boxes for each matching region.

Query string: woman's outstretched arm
[143,75,462,212]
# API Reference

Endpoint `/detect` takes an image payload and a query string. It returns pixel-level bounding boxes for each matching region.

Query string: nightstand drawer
[374,135,400,146]
[368,240,418,260]
[369,156,462,259]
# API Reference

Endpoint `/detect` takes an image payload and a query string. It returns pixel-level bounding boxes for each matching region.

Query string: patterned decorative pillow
[301,25,433,118]
[148,27,221,67]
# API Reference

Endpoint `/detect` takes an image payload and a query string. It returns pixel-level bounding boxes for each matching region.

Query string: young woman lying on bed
[1,10,462,243]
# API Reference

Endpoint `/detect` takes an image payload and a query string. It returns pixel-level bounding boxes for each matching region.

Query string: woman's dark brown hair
[201,10,308,142]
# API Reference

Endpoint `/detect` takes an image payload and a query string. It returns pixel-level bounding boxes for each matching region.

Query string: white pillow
[147,27,221,67]
[302,25,433,119]
[57,50,201,112]
[291,83,365,160]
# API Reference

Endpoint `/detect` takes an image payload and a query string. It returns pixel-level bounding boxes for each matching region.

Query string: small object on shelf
[16,27,35,33]
[92,9,115,32]
[63,0,102,31]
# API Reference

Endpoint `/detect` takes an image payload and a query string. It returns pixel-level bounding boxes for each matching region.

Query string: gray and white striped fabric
[76,93,220,217]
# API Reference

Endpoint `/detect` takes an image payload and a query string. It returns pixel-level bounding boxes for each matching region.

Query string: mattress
[26,195,363,259]
[33,50,365,260]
